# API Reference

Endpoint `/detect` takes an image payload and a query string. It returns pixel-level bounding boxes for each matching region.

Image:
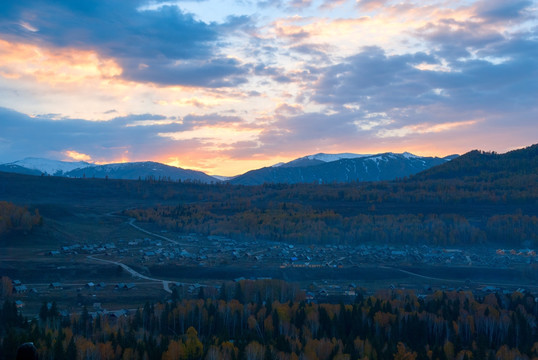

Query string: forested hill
[412,144,538,181]
[1,143,537,246]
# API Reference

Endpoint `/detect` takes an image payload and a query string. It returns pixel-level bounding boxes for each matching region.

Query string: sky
[0,0,537,176]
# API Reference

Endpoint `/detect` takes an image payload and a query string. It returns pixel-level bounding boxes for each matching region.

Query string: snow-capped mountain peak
[305,153,370,162]
[8,157,92,175]
[401,152,419,159]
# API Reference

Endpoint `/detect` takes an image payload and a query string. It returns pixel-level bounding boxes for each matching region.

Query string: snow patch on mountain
[305,153,370,162]
[6,157,92,175]
[401,152,420,159]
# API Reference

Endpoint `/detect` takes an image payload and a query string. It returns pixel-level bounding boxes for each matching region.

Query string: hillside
[1,144,536,247]
[0,158,218,183]
[230,152,450,185]
[413,144,538,180]
[66,161,218,183]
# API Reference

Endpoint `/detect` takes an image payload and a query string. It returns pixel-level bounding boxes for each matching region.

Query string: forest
[119,146,538,247]
[0,201,42,236]
[0,146,537,359]
[1,279,537,360]
[124,203,538,247]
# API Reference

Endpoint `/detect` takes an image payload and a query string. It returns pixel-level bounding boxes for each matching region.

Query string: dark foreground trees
[1,280,537,360]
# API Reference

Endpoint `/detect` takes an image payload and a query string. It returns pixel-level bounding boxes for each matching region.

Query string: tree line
[125,203,537,247]
[1,280,537,360]
[0,201,42,237]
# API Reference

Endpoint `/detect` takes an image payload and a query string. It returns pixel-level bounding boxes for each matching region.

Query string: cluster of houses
[46,232,538,272]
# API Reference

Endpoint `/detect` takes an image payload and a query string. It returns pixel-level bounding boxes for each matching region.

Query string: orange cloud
[269,2,480,55]
[0,39,122,85]
[158,125,262,150]
[377,119,480,138]
[63,150,92,162]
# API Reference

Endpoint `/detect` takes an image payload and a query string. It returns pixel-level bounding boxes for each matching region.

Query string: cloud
[1,0,537,174]
[356,0,389,11]
[122,57,250,88]
[254,64,294,83]
[377,120,479,138]
[475,0,534,22]
[256,0,313,10]
[0,107,193,163]
[182,113,247,128]
[290,43,331,63]
[63,150,92,162]
[288,0,313,9]
[318,0,348,10]
[312,47,436,109]
[0,106,269,171]
[312,34,538,113]
[0,0,249,87]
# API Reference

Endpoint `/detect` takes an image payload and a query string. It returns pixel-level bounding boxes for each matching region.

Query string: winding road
[127,218,182,246]
[87,255,172,293]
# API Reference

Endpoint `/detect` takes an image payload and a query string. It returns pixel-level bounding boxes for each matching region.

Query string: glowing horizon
[0,0,537,176]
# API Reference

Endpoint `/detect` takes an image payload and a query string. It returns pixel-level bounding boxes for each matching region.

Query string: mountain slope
[4,158,90,175]
[66,161,218,183]
[0,158,219,183]
[230,152,450,185]
[0,163,43,176]
[412,144,538,181]
[278,152,370,168]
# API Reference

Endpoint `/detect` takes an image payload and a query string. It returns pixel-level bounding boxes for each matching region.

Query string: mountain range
[228,152,456,185]
[0,151,458,184]
[0,158,216,183]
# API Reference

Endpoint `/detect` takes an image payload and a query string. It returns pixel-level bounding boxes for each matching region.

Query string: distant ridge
[2,157,90,176]
[1,151,459,185]
[229,152,454,185]
[276,152,371,168]
[0,158,218,183]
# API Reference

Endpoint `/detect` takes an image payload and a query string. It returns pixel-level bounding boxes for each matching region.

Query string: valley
[0,144,537,360]
[2,197,536,318]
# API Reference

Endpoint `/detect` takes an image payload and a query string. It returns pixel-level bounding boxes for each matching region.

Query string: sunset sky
[0,0,537,176]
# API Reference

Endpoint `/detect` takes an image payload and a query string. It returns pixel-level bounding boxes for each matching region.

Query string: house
[481,286,500,293]
[12,280,22,286]
[85,282,95,289]
[49,282,63,289]
[13,285,28,294]
[15,300,24,309]
[114,283,135,290]
[105,309,128,320]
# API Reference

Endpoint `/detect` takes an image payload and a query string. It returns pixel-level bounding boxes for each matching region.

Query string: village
[4,219,537,320]
[47,227,538,271]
